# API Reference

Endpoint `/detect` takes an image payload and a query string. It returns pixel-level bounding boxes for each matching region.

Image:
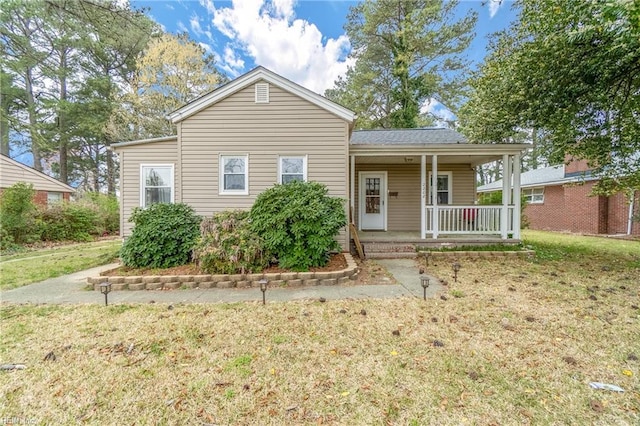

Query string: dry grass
[1,237,639,424]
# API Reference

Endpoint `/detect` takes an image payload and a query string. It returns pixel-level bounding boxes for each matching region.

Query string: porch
[348,129,528,245]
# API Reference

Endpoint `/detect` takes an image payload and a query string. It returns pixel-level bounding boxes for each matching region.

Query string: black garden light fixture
[452,262,461,282]
[99,282,112,306]
[420,276,430,301]
[259,279,268,305]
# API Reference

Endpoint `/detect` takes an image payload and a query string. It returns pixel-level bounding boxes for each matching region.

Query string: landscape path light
[452,262,461,283]
[99,282,112,306]
[259,279,268,305]
[420,276,430,301]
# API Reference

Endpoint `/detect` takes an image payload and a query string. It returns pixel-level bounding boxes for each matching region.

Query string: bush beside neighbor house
[0,183,120,251]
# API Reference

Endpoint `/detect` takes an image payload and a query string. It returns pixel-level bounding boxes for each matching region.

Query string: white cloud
[176,21,188,33]
[210,0,352,94]
[421,98,456,126]
[198,0,215,15]
[190,15,203,35]
[220,45,245,77]
[488,0,505,18]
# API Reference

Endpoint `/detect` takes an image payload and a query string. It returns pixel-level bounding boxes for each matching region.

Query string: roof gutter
[628,190,636,235]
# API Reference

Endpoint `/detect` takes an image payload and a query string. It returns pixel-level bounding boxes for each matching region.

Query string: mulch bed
[102,253,348,277]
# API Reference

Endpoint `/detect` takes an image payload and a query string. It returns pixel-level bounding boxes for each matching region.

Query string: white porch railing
[425,205,515,236]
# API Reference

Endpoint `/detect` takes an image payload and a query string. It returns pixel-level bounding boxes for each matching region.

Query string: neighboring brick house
[0,154,75,206]
[477,160,640,236]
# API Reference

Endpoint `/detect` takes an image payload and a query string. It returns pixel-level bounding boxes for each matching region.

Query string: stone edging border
[418,250,535,259]
[88,253,359,291]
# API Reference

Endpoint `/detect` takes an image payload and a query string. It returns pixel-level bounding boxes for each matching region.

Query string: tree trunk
[24,67,43,171]
[58,50,69,184]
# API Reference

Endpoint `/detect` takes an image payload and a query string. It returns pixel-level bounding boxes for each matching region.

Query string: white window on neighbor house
[255,83,269,103]
[279,156,307,184]
[47,192,63,206]
[220,154,248,195]
[428,171,453,204]
[523,187,544,204]
[140,164,174,207]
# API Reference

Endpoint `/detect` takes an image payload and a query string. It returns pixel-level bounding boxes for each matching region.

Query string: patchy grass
[1,233,639,424]
[0,240,121,290]
[419,243,525,252]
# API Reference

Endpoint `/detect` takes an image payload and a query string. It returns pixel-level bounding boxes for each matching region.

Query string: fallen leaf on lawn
[390,350,398,356]
[269,368,276,375]
[340,391,350,397]
[622,370,633,376]
[590,399,603,412]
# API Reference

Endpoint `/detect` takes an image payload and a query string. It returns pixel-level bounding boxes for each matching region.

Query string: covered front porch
[348,129,528,245]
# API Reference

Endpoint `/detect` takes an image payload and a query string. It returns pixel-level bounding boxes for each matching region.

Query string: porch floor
[357,231,517,244]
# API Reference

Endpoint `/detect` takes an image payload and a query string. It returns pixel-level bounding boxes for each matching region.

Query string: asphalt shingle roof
[477,165,566,192]
[350,128,467,145]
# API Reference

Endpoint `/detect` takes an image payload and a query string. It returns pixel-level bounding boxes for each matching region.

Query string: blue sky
[131,0,518,101]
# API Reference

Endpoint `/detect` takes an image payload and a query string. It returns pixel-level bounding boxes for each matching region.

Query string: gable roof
[477,164,597,192]
[350,128,466,145]
[0,154,75,193]
[167,66,356,124]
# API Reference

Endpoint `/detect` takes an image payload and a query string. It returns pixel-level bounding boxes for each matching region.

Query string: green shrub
[0,182,39,246]
[80,193,119,235]
[250,181,346,271]
[120,203,201,268]
[39,203,98,242]
[193,210,269,274]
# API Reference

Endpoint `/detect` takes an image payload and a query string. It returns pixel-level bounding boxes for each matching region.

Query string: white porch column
[513,153,521,239]
[350,155,355,222]
[501,154,511,239]
[432,154,438,239]
[420,154,426,239]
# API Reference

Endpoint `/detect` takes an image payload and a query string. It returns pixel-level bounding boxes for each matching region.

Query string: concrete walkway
[0,259,443,305]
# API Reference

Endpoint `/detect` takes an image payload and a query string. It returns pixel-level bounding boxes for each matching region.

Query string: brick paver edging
[88,253,359,291]
[418,250,535,259]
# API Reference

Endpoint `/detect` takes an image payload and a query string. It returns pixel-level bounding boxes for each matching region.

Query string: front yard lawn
[0,231,638,424]
[0,239,121,290]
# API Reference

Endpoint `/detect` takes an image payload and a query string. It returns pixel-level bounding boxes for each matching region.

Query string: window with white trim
[141,165,174,207]
[279,156,307,184]
[47,192,63,206]
[428,171,452,204]
[220,155,248,195]
[523,187,544,204]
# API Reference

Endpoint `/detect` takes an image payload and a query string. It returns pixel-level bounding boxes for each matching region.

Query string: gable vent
[255,83,269,103]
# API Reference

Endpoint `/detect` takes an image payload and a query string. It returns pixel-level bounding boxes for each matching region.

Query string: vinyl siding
[0,156,73,193]
[179,81,350,248]
[354,163,475,231]
[115,139,179,237]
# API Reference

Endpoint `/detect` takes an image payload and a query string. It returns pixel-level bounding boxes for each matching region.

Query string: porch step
[361,242,418,259]
[367,251,418,259]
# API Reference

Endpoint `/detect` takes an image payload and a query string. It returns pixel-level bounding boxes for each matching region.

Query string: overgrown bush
[0,182,39,247]
[80,192,119,235]
[250,181,346,271]
[120,203,201,268]
[39,203,98,242]
[193,210,269,274]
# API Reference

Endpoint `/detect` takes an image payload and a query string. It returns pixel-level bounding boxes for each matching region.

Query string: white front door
[359,172,386,230]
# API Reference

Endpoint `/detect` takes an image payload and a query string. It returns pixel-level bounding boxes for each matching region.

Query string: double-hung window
[141,165,174,207]
[220,154,248,195]
[428,171,452,204]
[523,187,544,204]
[279,156,307,184]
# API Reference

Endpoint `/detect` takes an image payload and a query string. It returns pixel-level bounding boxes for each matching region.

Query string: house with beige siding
[112,67,528,253]
[0,154,74,206]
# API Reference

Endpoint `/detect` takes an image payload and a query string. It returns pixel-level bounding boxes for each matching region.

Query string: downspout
[628,190,636,235]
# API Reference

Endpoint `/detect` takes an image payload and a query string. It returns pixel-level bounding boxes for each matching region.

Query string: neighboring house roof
[0,154,75,193]
[111,135,177,149]
[477,164,596,192]
[350,128,467,145]
[167,66,356,124]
